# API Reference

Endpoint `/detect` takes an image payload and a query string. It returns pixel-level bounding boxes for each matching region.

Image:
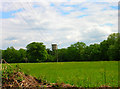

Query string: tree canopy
[26,42,48,62]
[1,33,120,63]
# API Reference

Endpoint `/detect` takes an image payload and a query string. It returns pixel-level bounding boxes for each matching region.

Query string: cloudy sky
[0,0,119,50]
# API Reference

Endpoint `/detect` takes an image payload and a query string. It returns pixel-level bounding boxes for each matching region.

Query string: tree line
[1,33,120,63]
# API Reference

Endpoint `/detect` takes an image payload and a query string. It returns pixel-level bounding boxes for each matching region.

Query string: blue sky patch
[77,14,88,18]
[67,0,71,1]
[56,7,71,16]
[102,8,107,11]
[60,10,70,16]
[110,6,118,10]
[61,4,78,8]
[33,4,40,8]
[50,3,87,16]
[50,3,55,7]
[80,7,88,11]
[0,9,23,19]
[104,23,114,26]
[100,23,114,27]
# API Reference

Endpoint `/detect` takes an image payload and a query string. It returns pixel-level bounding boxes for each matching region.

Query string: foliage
[2,47,27,63]
[83,44,101,61]
[2,47,20,63]
[26,42,48,62]
[1,33,120,62]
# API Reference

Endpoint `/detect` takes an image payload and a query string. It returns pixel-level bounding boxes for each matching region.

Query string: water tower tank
[52,44,57,51]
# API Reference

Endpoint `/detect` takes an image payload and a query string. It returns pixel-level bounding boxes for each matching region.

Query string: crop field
[3,61,118,87]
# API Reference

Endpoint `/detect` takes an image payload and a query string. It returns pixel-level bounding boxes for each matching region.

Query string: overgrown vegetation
[1,33,120,63]
[2,60,75,88]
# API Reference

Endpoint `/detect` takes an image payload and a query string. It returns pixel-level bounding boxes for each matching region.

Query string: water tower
[52,44,57,51]
[52,44,58,62]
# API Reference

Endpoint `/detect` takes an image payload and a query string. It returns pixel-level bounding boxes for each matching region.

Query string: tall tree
[107,33,120,61]
[107,33,118,45]
[67,42,86,61]
[26,42,48,62]
[72,42,86,61]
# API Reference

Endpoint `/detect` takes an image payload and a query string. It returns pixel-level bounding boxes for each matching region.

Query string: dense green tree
[107,45,116,60]
[89,44,101,61]
[107,33,120,61]
[70,42,86,61]
[46,48,55,62]
[82,44,100,61]
[46,48,52,55]
[107,33,118,45]
[115,33,120,60]
[82,46,91,61]
[67,46,78,61]
[18,48,27,62]
[65,42,86,61]
[26,42,48,62]
[1,33,120,63]
[100,40,109,61]
[2,47,20,63]
[58,48,68,62]
[46,54,55,62]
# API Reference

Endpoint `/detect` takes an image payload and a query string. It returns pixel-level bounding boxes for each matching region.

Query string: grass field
[4,61,118,87]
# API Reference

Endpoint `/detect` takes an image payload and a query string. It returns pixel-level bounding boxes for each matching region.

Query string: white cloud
[1,1,118,49]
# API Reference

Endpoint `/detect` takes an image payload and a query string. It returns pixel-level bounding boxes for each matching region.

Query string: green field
[4,61,118,87]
